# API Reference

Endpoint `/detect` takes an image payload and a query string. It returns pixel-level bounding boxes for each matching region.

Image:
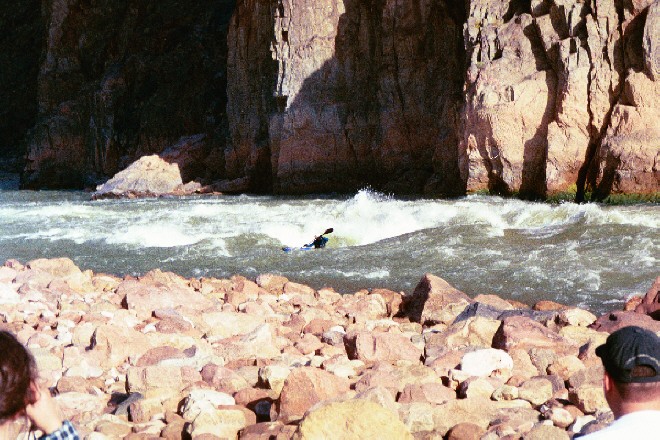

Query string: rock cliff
[228,0,466,195]
[3,0,658,198]
[460,0,659,200]
[18,0,235,189]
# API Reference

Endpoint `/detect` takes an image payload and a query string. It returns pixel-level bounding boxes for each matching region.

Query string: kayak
[282,229,331,252]
[282,245,314,252]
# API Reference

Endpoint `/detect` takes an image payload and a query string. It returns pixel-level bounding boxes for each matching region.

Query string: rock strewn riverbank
[1,258,658,439]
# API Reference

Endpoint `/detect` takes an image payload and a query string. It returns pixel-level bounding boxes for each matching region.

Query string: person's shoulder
[579,411,660,439]
[37,420,80,440]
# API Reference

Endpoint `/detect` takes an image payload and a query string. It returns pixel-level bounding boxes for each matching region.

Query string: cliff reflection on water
[0,189,657,315]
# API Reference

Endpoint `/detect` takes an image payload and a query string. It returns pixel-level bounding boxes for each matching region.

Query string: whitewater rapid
[0,189,657,314]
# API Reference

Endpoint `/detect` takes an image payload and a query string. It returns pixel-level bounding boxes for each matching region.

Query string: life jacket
[314,236,329,248]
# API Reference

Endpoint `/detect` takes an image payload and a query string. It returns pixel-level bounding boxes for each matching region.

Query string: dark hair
[0,331,38,422]
[612,379,660,404]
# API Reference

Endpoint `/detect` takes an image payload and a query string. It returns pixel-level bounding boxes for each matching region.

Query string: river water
[0,187,657,315]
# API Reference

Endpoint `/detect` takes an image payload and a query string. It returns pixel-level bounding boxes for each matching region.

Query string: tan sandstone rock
[294,399,412,440]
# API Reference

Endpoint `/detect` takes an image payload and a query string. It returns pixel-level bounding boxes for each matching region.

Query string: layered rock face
[228,0,466,195]
[461,0,659,199]
[8,0,659,197]
[229,0,658,197]
[19,0,234,189]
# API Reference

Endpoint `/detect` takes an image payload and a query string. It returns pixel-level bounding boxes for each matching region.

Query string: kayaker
[311,234,329,248]
[307,228,333,248]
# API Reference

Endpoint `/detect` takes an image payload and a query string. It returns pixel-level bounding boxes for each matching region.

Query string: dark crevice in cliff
[424,0,467,197]
[576,1,627,202]
[389,2,415,160]
[520,22,556,200]
[574,37,597,201]
[504,0,531,23]
[0,0,44,169]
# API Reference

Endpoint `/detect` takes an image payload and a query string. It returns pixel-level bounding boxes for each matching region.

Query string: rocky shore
[1,258,659,439]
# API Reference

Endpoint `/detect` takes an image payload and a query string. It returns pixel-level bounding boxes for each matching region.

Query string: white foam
[106,224,204,248]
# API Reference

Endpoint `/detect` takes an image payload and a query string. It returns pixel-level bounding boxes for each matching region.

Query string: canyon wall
[227,0,466,195]
[4,0,659,198]
[0,0,43,164]
[460,0,659,200]
[18,0,235,189]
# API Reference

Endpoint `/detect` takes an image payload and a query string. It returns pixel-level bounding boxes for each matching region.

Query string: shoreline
[1,257,659,439]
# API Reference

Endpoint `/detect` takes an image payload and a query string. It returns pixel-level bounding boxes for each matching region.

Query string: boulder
[181,389,236,422]
[522,424,570,440]
[186,406,251,439]
[399,401,437,433]
[201,311,266,339]
[200,364,249,394]
[425,317,501,358]
[93,155,190,199]
[458,377,498,400]
[518,377,554,407]
[431,398,498,437]
[344,331,422,364]
[275,367,351,423]
[400,274,472,325]
[547,355,585,381]
[354,386,398,414]
[0,283,20,304]
[460,348,514,378]
[590,310,660,333]
[635,276,660,318]
[213,324,281,362]
[446,422,485,440]
[118,272,216,320]
[569,383,608,414]
[293,399,412,439]
[397,382,456,405]
[91,324,151,368]
[321,355,364,379]
[493,316,577,355]
[136,346,188,367]
[370,289,403,317]
[240,422,297,440]
[127,365,200,394]
[25,258,93,292]
[338,293,388,323]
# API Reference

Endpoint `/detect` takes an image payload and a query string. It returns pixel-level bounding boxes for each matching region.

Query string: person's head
[595,326,660,417]
[0,331,38,424]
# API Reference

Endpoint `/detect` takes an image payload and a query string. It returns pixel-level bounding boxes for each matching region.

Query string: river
[0,187,657,315]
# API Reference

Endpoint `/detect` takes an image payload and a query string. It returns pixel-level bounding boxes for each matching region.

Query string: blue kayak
[282,245,314,252]
[282,233,329,252]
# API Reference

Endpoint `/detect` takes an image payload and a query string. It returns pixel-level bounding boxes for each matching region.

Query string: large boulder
[90,324,151,368]
[635,276,660,318]
[213,324,282,362]
[590,310,660,333]
[344,331,422,365]
[117,270,217,320]
[93,155,202,199]
[293,400,413,440]
[401,274,472,325]
[493,316,578,355]
[274,367,351,423]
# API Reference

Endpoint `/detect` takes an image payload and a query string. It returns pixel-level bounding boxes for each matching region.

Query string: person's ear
[603,371,613,393]
[26,380,41,405]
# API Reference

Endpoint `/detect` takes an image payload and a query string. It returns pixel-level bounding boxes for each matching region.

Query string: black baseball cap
[596,326,660,383]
